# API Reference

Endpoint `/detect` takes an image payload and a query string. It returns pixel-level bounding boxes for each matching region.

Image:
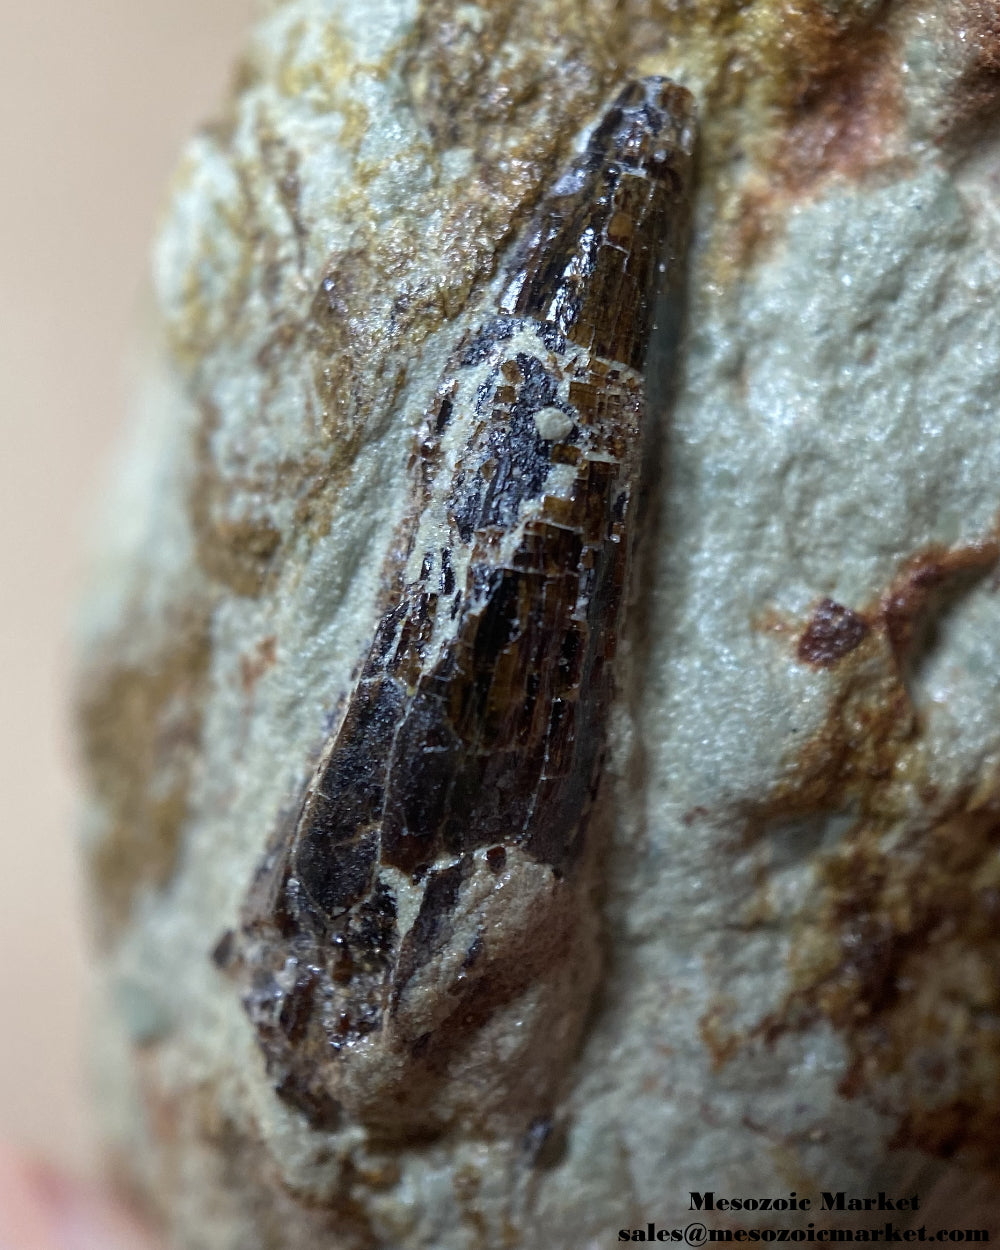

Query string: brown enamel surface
[234,79,695,1137]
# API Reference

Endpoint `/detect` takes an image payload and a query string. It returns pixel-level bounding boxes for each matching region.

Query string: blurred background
[0,0,253,1174]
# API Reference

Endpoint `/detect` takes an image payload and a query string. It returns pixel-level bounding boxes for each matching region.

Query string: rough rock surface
[77,0,1000,1245]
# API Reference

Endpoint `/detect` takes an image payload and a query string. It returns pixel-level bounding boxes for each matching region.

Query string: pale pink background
[0,0,253,1174]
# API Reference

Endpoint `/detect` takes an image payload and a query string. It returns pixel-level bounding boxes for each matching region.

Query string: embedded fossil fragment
[230,78,695,1141]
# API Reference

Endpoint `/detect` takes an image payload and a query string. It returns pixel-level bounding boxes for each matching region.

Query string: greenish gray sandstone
[76,0,1000,1245]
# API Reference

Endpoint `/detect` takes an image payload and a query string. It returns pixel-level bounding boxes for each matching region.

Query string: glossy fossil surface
[231,78,695,1139]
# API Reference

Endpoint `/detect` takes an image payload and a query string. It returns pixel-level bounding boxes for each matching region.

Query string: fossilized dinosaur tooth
[230,75,695,1142]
